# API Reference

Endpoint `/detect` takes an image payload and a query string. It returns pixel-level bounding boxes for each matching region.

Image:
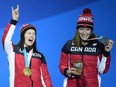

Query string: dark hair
[73,30,96,47]
[17,33,37,52]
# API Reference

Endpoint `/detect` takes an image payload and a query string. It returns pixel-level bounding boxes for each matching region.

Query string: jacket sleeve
[97,43,111,74]
[40,55,52,87]
[59,41,70,77]
[2,19,17,55]
[59,52,69,76]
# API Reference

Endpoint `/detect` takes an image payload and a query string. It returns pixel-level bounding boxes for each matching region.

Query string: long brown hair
[73,30,96,47]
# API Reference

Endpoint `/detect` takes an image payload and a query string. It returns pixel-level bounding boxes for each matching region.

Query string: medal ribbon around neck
[23,48,32,76]
[23,48,29,68]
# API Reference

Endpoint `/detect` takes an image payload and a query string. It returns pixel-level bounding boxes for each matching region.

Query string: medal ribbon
[23,48,29,68]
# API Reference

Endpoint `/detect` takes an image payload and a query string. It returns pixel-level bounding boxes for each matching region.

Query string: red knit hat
[76,8,94,30]
[20,24,36,37]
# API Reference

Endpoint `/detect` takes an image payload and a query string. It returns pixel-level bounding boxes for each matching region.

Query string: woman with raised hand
[2,5,52,87]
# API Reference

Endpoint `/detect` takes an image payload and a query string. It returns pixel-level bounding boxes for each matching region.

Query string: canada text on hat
[76,8,94,30]
[78,16,93,23]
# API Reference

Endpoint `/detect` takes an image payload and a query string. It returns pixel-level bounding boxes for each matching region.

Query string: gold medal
[23,67,32,76]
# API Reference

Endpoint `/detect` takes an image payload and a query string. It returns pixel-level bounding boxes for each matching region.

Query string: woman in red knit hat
[2,5,52,87]
[59,8,114,87]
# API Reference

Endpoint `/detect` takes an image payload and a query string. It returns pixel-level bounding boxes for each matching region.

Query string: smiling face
[78,27,92,41]
[24,29,36,47]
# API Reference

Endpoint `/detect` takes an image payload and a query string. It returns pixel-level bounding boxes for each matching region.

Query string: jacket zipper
[82,46,85,75]
[76,46,85,87]
[30,59,33,87]
[76,46,85,76]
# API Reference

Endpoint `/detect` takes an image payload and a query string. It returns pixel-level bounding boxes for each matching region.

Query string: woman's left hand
[105,40,114,52]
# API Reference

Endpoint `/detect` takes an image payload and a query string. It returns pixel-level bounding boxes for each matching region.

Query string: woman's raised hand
[12,5,19,21]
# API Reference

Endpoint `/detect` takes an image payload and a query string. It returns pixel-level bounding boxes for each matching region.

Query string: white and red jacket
[59,40,111,87]
[2,20,52,87]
